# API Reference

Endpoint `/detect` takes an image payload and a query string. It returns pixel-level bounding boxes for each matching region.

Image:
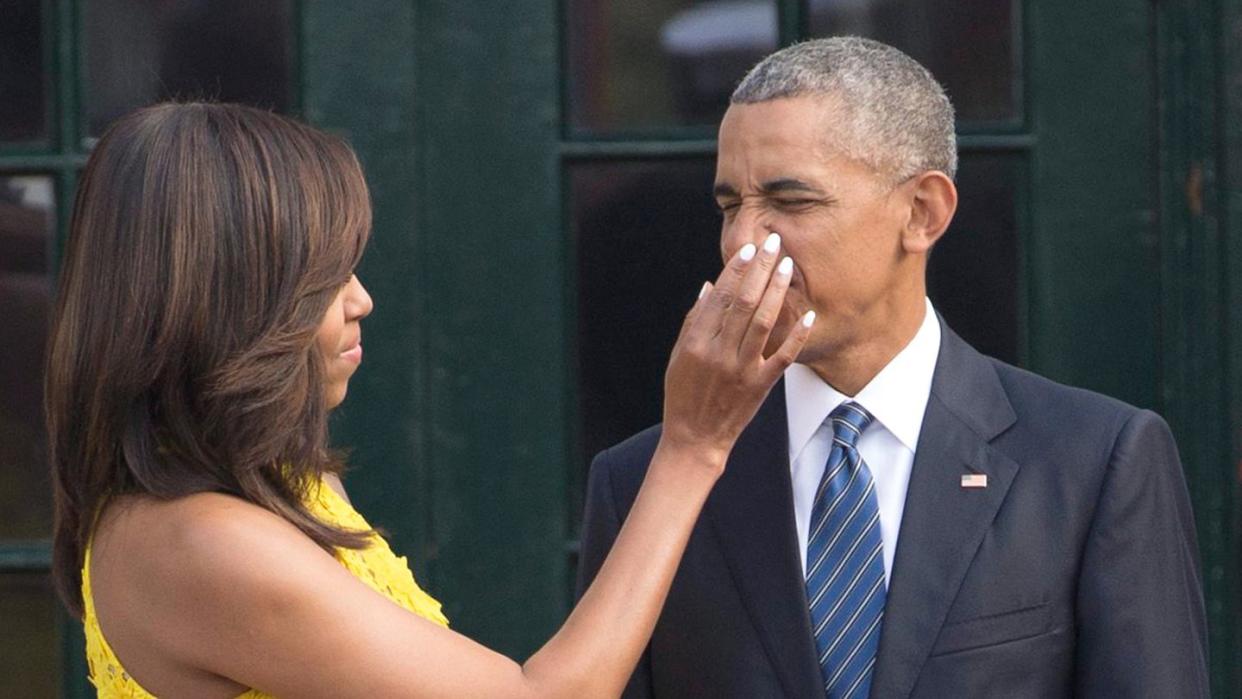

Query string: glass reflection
[927,154,1021,363]
[0,574,59,697]
[83,0,293,141]
[0,0,48,142]
[808,0,1018,122]
[567,0,778,133]
[572,159,723,461]
[0,176,54,539]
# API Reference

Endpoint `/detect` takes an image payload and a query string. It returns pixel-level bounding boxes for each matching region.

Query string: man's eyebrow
[759,178,827,196]
[712,182,739,198]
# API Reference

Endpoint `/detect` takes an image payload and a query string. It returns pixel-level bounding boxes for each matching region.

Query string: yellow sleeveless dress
[81,479,449,698]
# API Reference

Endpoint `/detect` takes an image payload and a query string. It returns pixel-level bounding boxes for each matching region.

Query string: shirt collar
[785,298,942,458]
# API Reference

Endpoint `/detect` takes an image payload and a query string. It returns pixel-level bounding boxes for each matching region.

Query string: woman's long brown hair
[47,102,374,616]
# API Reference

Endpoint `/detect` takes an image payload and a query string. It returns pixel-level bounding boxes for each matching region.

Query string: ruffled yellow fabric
[82,479,448,698]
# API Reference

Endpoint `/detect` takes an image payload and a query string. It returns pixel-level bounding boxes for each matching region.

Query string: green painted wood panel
[1172,0,1242,694]
[309,0,571,660]
[301,0,433,629]
[1027,1,1161,408]
[56,0,87,695]
[1153,2,1238,693]
[1219,4,1242,690]
[412,1,568,659]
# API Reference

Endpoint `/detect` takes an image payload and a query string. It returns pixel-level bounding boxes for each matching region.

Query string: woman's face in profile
[317,274,373,408]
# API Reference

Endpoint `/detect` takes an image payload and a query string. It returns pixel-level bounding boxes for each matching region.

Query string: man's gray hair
[732,37,957,180]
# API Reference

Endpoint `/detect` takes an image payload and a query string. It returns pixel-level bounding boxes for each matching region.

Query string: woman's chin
[326,384,349,410]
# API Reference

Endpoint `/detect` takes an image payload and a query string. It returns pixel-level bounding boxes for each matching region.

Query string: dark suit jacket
[576,321,1209,698]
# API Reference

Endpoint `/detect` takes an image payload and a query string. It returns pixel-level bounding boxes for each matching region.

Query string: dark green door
[0,1,1237,696]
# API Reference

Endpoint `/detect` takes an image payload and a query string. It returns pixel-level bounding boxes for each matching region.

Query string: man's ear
[900,171,958,254]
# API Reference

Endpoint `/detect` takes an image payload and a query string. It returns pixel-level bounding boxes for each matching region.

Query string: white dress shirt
[785,298,941,584]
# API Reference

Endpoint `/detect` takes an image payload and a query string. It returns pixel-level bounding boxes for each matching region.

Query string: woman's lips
[340,343,363,364]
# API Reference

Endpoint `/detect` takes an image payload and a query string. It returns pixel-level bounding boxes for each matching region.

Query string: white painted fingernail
[802,310,816,328]
[777,256,793,276]
[763,232,781,254]
[698,282,710,299]
[739,243,756,262]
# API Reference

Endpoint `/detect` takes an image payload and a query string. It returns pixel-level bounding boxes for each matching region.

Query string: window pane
[0,0,48,142]
[808,0,1018,123]
[0,574,59,697]
[0,176,54,539]
[567,1,778,134]
[572,159,722,462]
[83,0,293,140]
[927,154,1021,363]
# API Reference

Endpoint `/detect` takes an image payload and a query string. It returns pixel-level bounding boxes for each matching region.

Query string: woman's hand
[660,232,813,470]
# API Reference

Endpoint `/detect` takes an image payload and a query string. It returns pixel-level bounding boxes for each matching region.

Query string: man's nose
[720,204,772,260]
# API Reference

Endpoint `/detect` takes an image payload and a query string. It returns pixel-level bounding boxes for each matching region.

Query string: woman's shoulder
[89,490,344,692]
[97,491,310,571]
[94,489,342,618]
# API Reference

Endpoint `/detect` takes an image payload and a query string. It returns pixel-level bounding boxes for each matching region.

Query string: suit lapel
[870,323,1020,699]
[706,382,827,699]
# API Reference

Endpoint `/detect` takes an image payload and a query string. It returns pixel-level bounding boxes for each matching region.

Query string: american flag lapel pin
[960,473,988,489]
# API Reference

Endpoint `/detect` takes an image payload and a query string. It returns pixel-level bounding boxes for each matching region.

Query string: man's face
[714,95,914,364]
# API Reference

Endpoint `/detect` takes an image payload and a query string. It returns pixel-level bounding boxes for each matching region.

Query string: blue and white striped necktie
[805,401,886,699]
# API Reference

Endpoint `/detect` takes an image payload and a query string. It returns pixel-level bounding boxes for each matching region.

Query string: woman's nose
[347,276,373,320]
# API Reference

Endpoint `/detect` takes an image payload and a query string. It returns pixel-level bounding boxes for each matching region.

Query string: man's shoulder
[979,355,1169,462]
[928,323,1166,454]
[587,424,665,504]
[593,423,662,469]
[985,356,1141,423]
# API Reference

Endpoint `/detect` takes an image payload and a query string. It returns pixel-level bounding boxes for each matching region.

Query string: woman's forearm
[511,240,807,698]
[519,439,721,698]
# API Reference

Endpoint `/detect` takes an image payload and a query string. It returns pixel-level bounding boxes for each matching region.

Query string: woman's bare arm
[94,235,808,698]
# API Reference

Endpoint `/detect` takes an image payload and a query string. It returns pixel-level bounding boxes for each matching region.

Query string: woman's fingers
[675,281,713,344]
[760,308,816,383]
[690,242,758,340]
[718,232,782,344]
[678,231,810,384]
[737,254,794,361]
